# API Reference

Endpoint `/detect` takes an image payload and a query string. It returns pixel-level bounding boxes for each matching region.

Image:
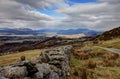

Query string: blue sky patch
[35,8,65,18]
[69,0,97,3]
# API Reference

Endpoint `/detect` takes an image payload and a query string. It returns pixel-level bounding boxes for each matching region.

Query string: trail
[93,46,120,55]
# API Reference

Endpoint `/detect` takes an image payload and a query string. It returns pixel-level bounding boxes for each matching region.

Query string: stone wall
[0,45,73,79]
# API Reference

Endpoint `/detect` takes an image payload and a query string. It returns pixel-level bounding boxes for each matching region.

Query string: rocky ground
[0,45,73,79]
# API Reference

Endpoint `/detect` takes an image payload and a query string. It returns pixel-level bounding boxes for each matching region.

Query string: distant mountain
[57,29,99,35]
[93,26,120,41]
[0,28,100,36]
[0,28,37,35]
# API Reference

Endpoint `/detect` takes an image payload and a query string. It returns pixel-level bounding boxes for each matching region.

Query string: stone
[33,71,43,79]
[36,63,51,75]
[0,73,8,79]
[2,66,27,79]
[23,77,31,79]
[20,56,26,61]
[49,71,60,79]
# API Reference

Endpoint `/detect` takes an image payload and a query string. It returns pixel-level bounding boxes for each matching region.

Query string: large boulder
[35,45,73,79]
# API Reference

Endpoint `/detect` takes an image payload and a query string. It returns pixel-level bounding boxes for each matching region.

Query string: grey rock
[2,66,27,79]
[0,73,8,79]
[33,71,43,79]
[49,72,60,79]
[36,63,51,75]
[23,77,31,79]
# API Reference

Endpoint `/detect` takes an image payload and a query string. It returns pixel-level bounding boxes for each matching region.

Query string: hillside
[0,27,120,79]
[94,26,120,41]
[0,36,88,55]
[1,37,120,79]
[69,27,120,79]
[70,38,120,79]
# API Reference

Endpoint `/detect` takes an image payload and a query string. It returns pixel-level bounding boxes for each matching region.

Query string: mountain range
[0,28,100,36]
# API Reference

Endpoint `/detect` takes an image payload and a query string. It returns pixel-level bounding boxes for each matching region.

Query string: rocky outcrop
[0,45,73,79]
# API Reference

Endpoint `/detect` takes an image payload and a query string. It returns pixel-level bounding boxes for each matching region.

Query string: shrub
[106,52,119,60]
[85,60,96,69]
[78,52,89,60]
[80,67,87,79]
[103,59,115,67]
[18,46,31,52]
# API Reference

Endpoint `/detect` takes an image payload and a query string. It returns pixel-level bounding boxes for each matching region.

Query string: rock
[35,45,73,79]
[23,77,31,79]
[23,61,38,76]
[15,60,38,76]
[0,73,8,79]
[83,48,92,53]
[36,63,51,75]
[49,71,60,79]
[2,66,27,79]
[0,45,73,79]
[20,56,26,61]
[36,63,60,79]
[33,71,43,79]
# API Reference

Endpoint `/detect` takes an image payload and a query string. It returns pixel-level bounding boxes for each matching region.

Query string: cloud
[99,0,120,3]
[14,0,69,9]
[56,0,120,30]
[0,0,57,29]
[0,0,119,30]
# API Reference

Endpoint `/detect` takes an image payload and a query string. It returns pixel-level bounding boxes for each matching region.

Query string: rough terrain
[0,45,73,79]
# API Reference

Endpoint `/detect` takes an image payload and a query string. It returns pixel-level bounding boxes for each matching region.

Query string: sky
[0,0,120,31]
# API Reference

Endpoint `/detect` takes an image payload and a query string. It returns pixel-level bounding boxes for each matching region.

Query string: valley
[0,27,120,79]
[0,0,119,78]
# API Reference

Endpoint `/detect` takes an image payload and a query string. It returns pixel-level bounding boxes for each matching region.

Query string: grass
[70,54,85,67]
[99,38,120,49]
[70,37,120,79]
[0,49,41,66]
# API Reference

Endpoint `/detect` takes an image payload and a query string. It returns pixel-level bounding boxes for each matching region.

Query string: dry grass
[0,49,41,66]
[97,37,120,49]
[70,37,120,79]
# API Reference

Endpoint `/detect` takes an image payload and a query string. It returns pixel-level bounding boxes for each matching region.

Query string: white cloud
[0,0,57,29]
[0,0,120,30]
[56,0,120,30]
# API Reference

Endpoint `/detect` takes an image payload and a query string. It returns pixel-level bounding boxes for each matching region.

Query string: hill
[94,26,120,41]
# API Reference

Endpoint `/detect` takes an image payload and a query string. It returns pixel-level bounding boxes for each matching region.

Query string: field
[70,37,120,79]
[0,49,41,66]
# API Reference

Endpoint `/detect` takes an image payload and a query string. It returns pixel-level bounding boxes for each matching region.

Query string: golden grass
[0,49,41,66]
